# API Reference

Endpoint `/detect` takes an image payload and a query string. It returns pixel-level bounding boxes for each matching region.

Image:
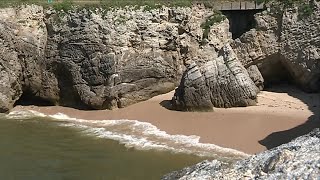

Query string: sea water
[0,111,247,179]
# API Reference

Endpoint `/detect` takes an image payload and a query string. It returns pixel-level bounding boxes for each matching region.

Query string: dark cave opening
[256,56,295,89]
[222,10,262,39]
[14,91,55,107]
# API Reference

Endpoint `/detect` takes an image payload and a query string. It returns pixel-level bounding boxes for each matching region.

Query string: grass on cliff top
[0,0,243,9]
[256,0,315,18]
[0,0,191,9]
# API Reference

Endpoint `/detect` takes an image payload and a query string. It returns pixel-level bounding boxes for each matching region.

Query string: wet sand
[13,86,320,154]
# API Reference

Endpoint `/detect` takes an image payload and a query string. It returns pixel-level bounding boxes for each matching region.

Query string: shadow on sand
[160,100,175,110]
[258,85,320,149]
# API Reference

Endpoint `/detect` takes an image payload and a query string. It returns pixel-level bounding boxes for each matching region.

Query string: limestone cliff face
[280,2,320,91]
[172,0,320,111]
[0,5,232,112]
[232,1,320,92]
[0,5,48,112]
[0,2,319,112]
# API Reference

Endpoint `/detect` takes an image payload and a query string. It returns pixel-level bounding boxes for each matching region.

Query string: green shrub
[201,11,225,41]
[53,0,73,11]
[298,1,314,17]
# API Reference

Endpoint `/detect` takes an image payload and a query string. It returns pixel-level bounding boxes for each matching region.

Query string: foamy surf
[6,110,250,160]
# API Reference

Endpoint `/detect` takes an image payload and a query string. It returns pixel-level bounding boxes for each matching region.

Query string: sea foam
[6,110,250,160]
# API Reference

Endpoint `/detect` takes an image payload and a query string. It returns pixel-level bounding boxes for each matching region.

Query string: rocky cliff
[0,5,47,112]
[162,2,320,178]
[232,0,320,92]
[173,0,320,110]
[0,1,319,112]
[162,128,320,179]
[0,5,233,112]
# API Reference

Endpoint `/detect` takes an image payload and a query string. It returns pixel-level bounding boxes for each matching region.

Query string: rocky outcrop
[280,1,320,92]
[247,65,264,90]
[0,1,319,112]
[162,128,320,179]
[172,44,258,111]
[0,5,48,112]
[0,5,232,112]
[232,1,320,92]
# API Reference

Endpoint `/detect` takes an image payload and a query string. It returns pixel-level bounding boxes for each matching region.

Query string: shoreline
[12,86,319,154]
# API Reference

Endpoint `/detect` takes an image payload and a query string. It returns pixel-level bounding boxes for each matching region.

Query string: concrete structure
[211,1,265,10]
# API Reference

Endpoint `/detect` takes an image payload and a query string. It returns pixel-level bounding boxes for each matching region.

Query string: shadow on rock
[259,84,320,149]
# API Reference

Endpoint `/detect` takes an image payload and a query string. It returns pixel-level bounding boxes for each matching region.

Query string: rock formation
[232,1,320,92]
[0,5,47,113]
[247,65,264,90]
[162,128,320,179]
[0,1,319,112]
[0,5,232,112]
[172,44,258,111]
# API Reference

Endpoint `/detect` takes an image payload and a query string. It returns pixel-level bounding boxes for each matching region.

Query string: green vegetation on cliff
[0,0,220,9]
[256,0,315,17]
[201,11,225,42]
[0,0,259,10]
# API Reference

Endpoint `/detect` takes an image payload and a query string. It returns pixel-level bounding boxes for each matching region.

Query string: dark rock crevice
[256,54,295,88]
[222,10,262,39]
[53,61,93,110]
[14,90,54,107]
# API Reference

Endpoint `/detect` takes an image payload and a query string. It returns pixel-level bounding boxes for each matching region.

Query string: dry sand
[13,85,320,154]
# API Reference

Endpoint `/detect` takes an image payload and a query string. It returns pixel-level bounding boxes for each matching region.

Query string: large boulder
[163,128,320,179]
[172,44,258,111]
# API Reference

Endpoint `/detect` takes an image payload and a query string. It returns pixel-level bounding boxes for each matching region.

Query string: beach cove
[13,85,320,154]
[1,1,320,179]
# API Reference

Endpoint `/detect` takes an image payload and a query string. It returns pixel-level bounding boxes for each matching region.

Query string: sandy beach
[13,85,320,154]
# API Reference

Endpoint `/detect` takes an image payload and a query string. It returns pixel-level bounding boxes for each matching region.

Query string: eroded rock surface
[247,65,264,90]
[172,44,258,111]
[232,1,320,92]
[0,5,231,112]
[0,5,48,112]
[162,128,320,180]
[280,2,320,91]
[0,1,319,112]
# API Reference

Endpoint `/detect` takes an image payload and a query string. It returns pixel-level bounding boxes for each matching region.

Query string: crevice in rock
[222,10,262,39]
[257,55,294,88]
[14,90,54,106]
[54,62,92,110]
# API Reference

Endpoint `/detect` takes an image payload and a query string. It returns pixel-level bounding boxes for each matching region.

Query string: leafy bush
[53,0,73,11]
[201,11,225,41]
[298,1,314,17]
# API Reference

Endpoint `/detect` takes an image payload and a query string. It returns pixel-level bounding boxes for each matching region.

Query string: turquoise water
[0,116,206,180]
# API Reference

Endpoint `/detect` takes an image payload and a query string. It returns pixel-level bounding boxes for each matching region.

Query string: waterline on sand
[6,110,249,161]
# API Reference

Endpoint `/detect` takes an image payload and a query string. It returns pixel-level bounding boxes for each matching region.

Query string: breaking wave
[5,110,249,160]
